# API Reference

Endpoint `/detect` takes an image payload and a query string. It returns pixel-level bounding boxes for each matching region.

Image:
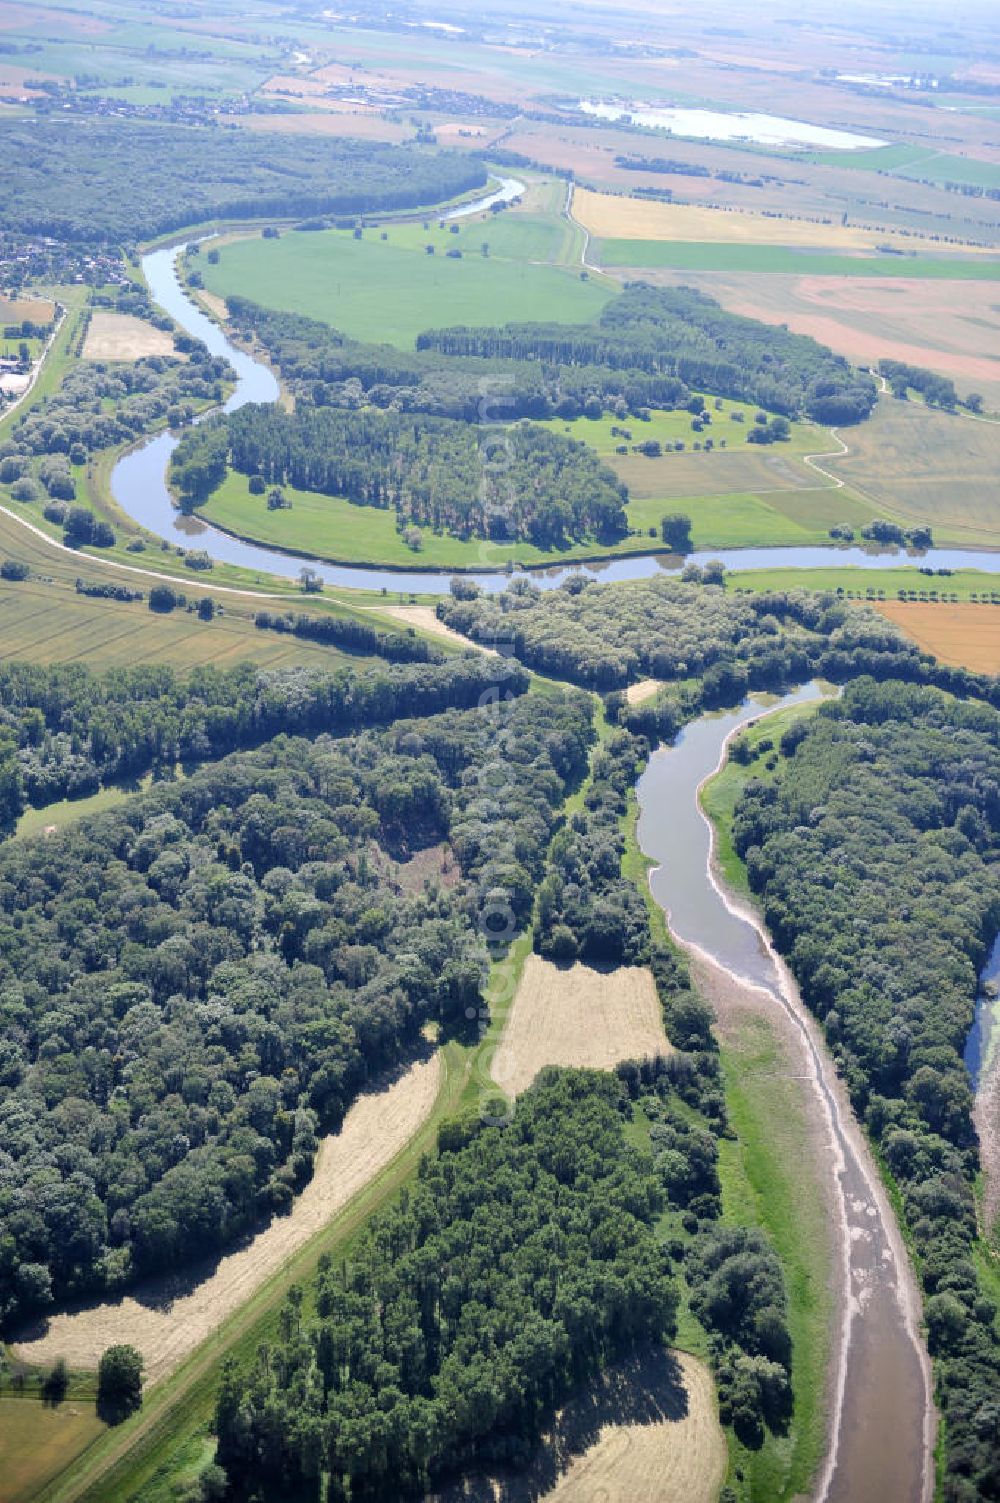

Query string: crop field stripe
[596,241,1000,278]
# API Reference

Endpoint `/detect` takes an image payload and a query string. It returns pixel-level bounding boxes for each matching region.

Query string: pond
[578,98,888,150]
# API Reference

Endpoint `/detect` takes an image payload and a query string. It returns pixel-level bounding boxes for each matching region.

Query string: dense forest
[437,575,978,696]
[225,296,690,423]
[0,122,487,243]
[214,1059,791,1498]
[730,679,1000,1499]
[172,405,629,547]
[225,285,872,426]
[0,676,592,1325]
[536,728,651,966]
[0,655,527,833]
[418,285,878,425]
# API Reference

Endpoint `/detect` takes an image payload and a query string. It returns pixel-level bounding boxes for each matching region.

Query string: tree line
[224,296,691,425]
[439,575,1000,709]
[0,677,592,1326]
[213,1047,791,1498]
[418,284,878,425]
[730,678,1000,1499]
[224,283,875,429]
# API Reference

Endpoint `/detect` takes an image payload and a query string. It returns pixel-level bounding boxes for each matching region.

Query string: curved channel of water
[635,686,934,1503]
[115,225,1000,596]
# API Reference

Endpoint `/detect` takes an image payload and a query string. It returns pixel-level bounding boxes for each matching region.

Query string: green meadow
[203,223,612,348]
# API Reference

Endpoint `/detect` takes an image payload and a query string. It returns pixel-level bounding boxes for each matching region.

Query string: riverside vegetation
[728,679,1000,1500]
[185,283,879,565]
[2,58,998,1503]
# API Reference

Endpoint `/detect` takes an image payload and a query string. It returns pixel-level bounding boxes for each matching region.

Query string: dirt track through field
[491,954,669,1098]
[436,1347,726,1503]
[12,1056,441,1382]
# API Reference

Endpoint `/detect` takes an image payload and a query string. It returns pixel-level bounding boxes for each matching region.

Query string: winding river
[103,222,1000,1499]
[636,686,935,1503]
[115,240,1000,597]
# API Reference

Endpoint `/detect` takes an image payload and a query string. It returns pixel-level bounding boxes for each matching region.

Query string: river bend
[635,688,935,1503]
[113,239,1000,597]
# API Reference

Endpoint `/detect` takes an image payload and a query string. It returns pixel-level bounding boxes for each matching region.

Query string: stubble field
[874,601,1000,673]
[491,954,670,1098]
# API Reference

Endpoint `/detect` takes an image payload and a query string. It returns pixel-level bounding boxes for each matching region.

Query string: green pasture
[799,142,934,171]
[376,209,577,266]
[897,153,1000,190]
[199,468,664,569]
[727,563,1000,601]
[537,399,824,455]
[202,225,612,347]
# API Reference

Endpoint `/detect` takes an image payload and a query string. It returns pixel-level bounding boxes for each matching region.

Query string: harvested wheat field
[0,294,55,324]
[542,1350,725,1503]
[492,954,669,1098]
[572,187,987,255]
[373,604,496,652]
[82,312,179,362]
[13,1055,441,1382]
[437,1347,725,1503]
[874,601,1000,673]
[626,679,663,705]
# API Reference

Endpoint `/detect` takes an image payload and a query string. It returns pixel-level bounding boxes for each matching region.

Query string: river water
[119,238,1000,596]
[636,685,934,1503]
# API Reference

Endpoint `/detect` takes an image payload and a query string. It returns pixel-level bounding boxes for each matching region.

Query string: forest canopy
[214,1063,791,1498]
[0,673,592,1326]
[417,284,878,425]
[224,284,875,427]
[0,122,487,243]
[437,576,973,697]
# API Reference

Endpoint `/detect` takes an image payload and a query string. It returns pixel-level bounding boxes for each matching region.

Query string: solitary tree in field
[97,1344,144,1422]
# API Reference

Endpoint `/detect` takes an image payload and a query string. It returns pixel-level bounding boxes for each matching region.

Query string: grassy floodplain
[201,219,612,348]
[727,563,1000,602]
[199,462,880,564]
[195,390,893,564]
